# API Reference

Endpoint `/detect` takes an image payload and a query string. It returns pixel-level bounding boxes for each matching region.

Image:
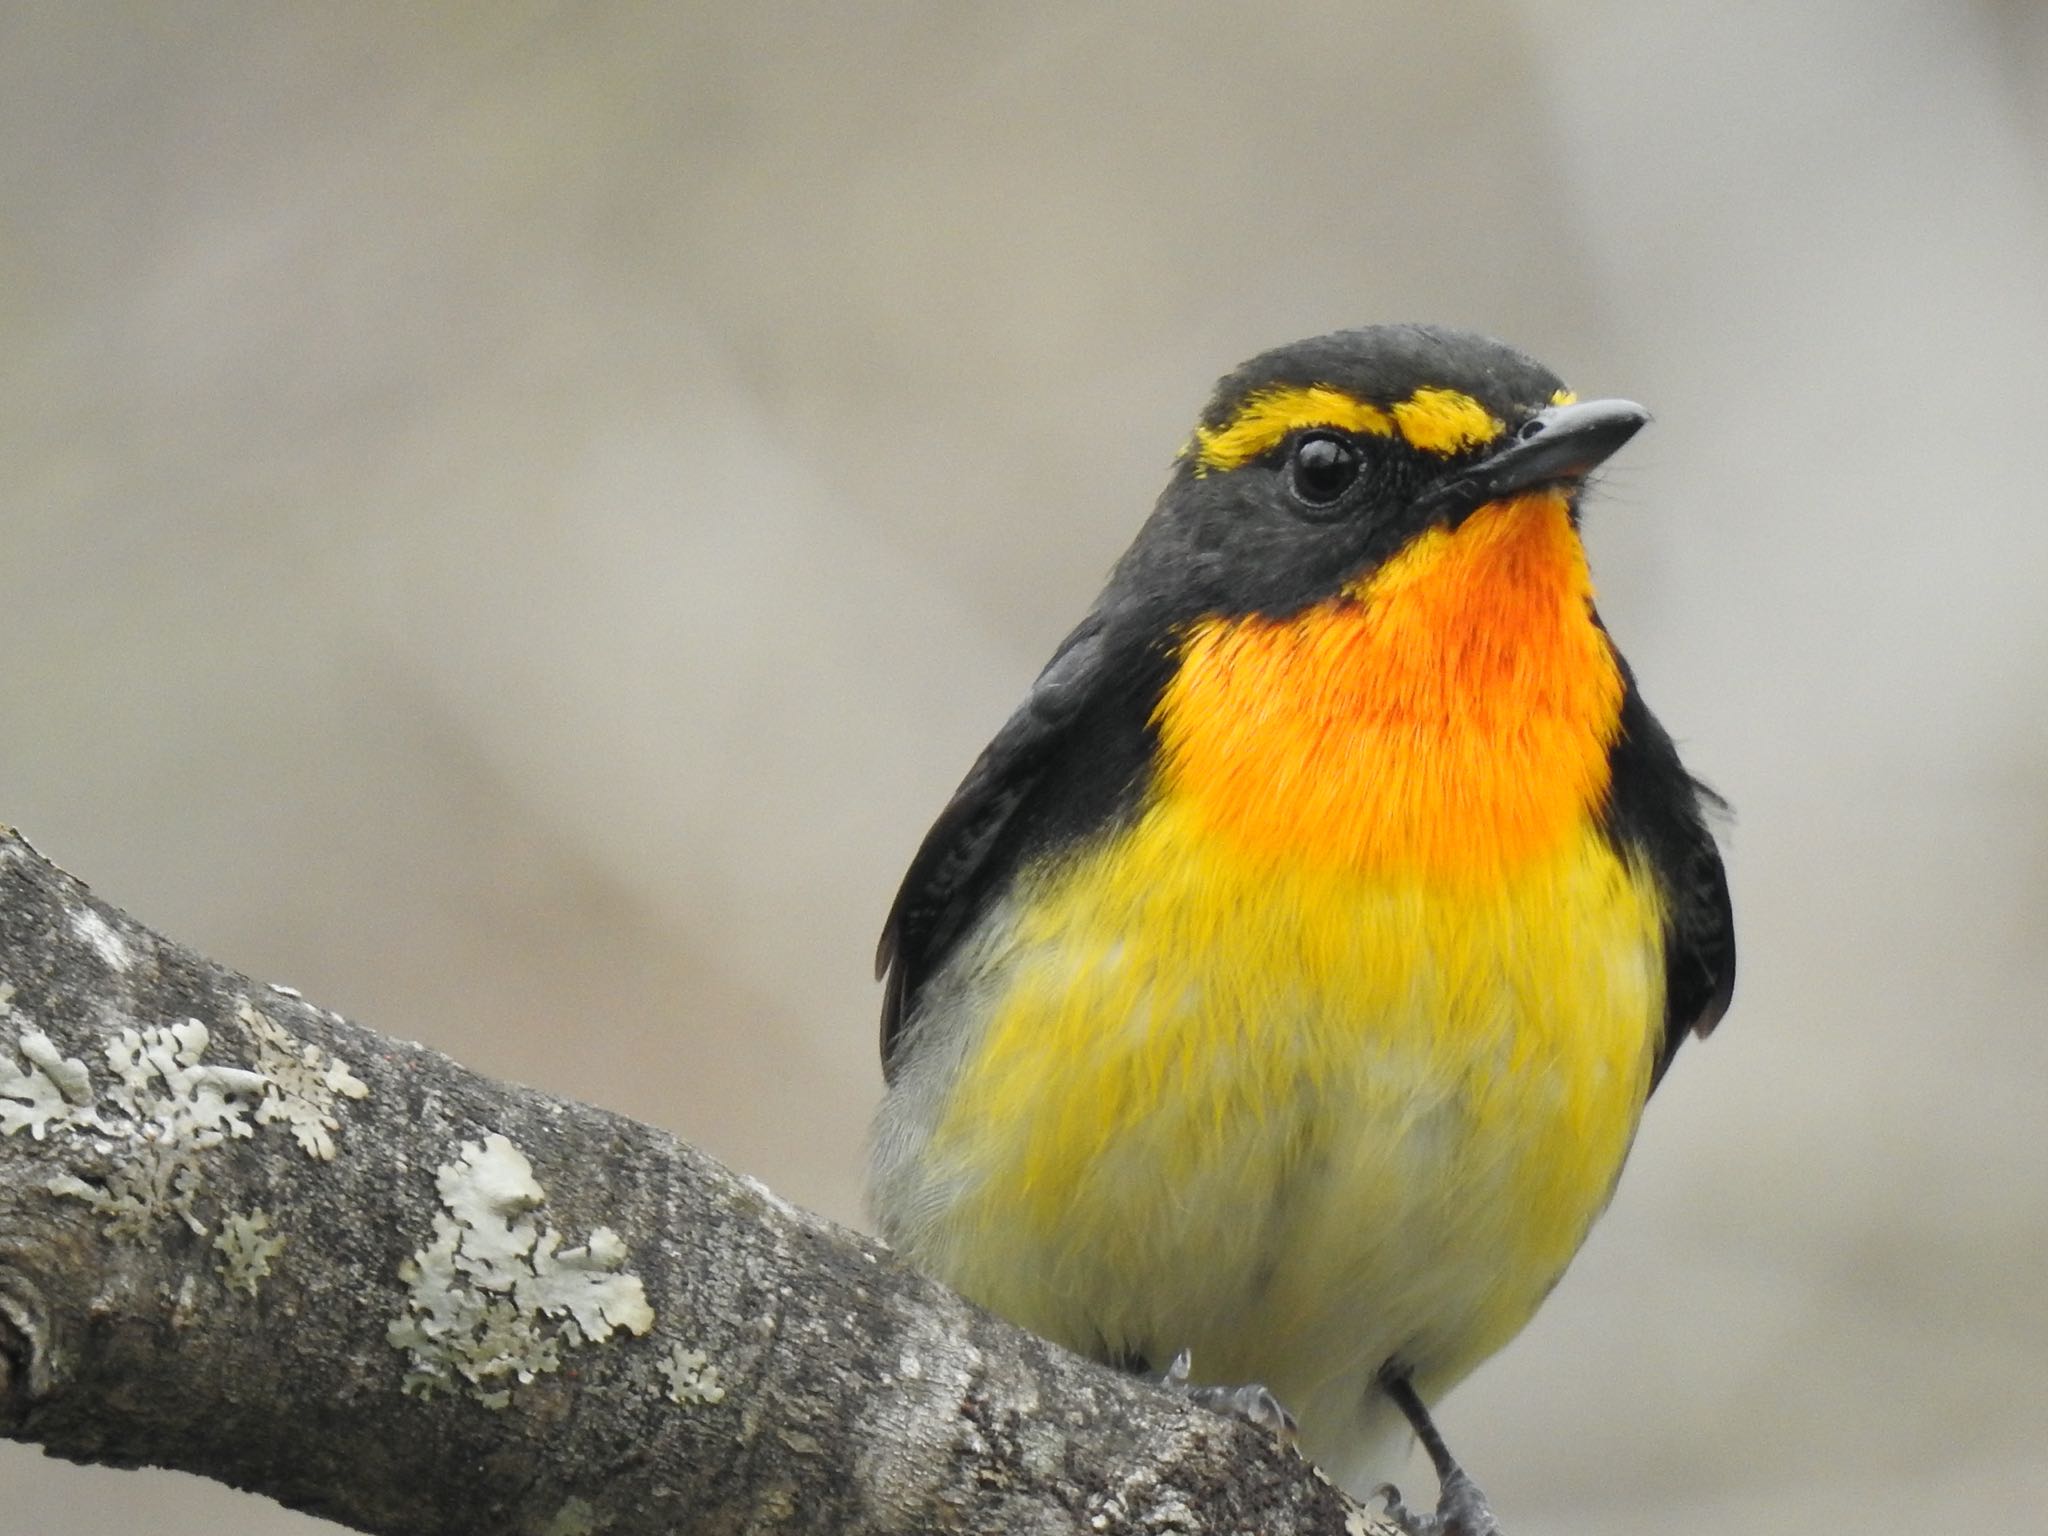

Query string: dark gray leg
[1374,1375,1503,1536]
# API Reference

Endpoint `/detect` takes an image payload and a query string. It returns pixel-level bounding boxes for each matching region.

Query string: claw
[1375,1482,1429,1535]
[1159,1348,1193,1388]
[1143,1348,1298,1450]
[1375,1473,1501,1536]
[1186,1380,1297,1446]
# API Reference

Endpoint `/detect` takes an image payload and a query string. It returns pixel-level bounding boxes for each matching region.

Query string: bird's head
[1117,324,1646,626]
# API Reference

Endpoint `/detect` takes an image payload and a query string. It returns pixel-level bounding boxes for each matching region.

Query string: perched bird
[868,325,1734,1532]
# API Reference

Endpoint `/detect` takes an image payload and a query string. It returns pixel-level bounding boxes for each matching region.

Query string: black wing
[1601,675,1737,1093]
[877,614,1168,1076]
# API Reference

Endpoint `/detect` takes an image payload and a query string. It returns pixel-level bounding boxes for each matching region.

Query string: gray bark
[0,828,1386,1535]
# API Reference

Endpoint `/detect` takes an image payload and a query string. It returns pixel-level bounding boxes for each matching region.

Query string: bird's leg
[1373,1374,1503,1536]
[1141,1349,1298,1448]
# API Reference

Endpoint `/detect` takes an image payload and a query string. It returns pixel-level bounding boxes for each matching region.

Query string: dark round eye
[1286,431,1364,509]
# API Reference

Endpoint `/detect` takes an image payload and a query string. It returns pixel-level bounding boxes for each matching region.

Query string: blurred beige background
[3,3,2045,1532]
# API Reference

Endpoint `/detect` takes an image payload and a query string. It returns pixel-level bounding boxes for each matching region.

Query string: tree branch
[0,828,1385,1535]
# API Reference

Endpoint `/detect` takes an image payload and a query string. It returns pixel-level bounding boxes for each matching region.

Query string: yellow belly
[890,793,1664,1486]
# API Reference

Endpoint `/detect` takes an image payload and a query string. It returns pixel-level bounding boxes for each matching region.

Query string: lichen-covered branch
[0,828,1385,1536]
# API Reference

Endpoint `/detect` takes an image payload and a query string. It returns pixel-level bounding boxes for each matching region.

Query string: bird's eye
[1286,432,1364,509]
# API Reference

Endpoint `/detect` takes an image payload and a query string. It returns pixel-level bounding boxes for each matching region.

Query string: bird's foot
[1373,1467,1502,1536]
[1150,1349,1298,1448]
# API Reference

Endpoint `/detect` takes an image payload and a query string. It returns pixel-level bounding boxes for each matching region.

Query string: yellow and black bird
[869,325,1734,1532]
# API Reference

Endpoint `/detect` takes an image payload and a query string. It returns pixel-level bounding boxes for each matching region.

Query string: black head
[1105,324,1646,627]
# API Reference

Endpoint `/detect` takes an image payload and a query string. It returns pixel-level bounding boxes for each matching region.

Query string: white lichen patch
[102,1019,269,1132]
[5,979,366,1260]
[70,906,133,971]
[22,1029,95,1107]
[45,1018,267,1238]
[658,1343,725,1406]
[388,1134,655,1407]
[214,1208,287,1296]
[239,1000,369,1159]
[0,1040,85,1137]
[0,982,100,1139]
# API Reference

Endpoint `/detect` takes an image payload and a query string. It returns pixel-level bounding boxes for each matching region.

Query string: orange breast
[1153,491,1624,882]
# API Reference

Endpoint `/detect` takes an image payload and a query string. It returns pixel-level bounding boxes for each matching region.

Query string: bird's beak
[1419,398,1649,524]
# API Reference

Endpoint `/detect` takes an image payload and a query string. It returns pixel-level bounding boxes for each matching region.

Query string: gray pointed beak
[1419,398,1649,522]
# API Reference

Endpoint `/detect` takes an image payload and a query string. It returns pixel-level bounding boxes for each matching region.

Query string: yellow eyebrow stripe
[1389,387,1504,455]
[1194,387,1392,472]
[1193,384,1503,472]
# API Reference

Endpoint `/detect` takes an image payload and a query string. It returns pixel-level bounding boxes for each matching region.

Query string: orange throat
[1154,491,1623,880]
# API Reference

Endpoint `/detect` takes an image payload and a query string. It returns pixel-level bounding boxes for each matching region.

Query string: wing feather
[877,616,1165,1073]
[1600,675,1737,1091]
